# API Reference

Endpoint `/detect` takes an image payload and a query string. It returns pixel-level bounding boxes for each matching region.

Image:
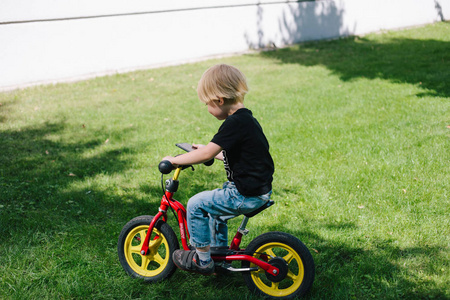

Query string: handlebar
[158,159,214,174]
[158,160,175,174]
[203,159,214,166]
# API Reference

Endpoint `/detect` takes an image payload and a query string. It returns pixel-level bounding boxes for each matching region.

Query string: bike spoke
[128,230,146,254]
[149,235,163,248]
[283,251,294,263]
[271,281,280,290]
[141,255,150,270]
[129,245,141,254]
[139,229,148,241]
[265,248,276,258]
[286,269,298,281]
[153,253,165,266]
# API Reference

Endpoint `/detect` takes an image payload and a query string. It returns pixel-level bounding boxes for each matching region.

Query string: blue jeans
[186,181,272,248]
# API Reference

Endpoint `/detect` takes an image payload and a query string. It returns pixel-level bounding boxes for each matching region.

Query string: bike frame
[139,167,280,276]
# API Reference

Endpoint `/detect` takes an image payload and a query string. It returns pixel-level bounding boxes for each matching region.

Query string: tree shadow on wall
[245,1,348,49]
[435,0,446,21]
[278,0,350,45]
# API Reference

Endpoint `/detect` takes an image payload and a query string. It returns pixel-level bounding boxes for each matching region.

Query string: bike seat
[244,200,274,218]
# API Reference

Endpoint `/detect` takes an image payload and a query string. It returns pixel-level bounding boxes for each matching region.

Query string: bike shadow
[255,219,447,299]
[156,221,448,299]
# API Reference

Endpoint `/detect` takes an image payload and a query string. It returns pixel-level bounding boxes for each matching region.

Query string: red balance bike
[118,144,315,299]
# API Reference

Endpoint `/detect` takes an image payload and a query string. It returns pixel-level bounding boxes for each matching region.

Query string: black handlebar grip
[158,160,174,174]
[203,159,214,167]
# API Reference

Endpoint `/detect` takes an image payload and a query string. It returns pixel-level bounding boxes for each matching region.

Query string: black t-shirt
[211,108,274,196]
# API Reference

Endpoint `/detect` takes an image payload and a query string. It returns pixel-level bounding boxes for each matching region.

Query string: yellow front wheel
[118,215,179,282]
[242,232,315,299]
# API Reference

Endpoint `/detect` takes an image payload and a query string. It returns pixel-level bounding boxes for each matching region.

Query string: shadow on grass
[118,213,447,299]
[261,35,450,98]
[2,95,447,297]
[256,218,448,299]
[1,123,447,299]
[0,122,162,242]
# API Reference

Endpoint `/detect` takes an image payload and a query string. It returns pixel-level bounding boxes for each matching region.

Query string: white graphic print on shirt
[222,150,233,181]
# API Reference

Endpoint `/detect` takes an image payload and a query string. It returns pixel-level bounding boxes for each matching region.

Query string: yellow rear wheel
[243,232,314,299]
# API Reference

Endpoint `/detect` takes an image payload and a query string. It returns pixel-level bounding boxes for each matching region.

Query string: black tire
[118,215,179,282]
[242,231,315,299]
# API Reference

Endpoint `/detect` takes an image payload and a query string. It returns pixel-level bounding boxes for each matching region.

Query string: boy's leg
[187,182,270,248]
[195,245,211,266]
[210,215,234,247]
[172,189,226,275]
[173,183,269,275]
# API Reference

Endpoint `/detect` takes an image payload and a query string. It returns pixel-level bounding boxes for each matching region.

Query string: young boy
[162,64,274,275]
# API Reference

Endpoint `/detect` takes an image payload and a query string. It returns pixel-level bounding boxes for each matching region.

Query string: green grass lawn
[1,22,449,299]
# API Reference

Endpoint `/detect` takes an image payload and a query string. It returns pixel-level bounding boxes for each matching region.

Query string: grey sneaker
[172,250,214,275]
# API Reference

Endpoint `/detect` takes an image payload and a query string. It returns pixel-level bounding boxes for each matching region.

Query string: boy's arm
[193,143,223,161]
[214,151,224,161]
[162,142,222,167]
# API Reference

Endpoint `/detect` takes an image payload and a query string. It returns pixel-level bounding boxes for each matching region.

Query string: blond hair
[197,64,248,104]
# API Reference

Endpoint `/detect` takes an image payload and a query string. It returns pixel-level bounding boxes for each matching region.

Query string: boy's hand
[162,156,178,168]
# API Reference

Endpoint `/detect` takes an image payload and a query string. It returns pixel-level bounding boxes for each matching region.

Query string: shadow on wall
[435,0,445,21]
[248,1,448,51]
[279,0,349,45]
[245,1,348,49]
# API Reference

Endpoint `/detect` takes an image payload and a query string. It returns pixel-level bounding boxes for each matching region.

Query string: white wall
[1,0,449,91]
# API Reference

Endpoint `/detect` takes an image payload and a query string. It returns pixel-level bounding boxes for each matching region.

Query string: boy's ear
[217,97,225,105]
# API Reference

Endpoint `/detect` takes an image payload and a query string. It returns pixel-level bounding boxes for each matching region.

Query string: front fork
[139,210,165,255]
[140,192,190,255]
